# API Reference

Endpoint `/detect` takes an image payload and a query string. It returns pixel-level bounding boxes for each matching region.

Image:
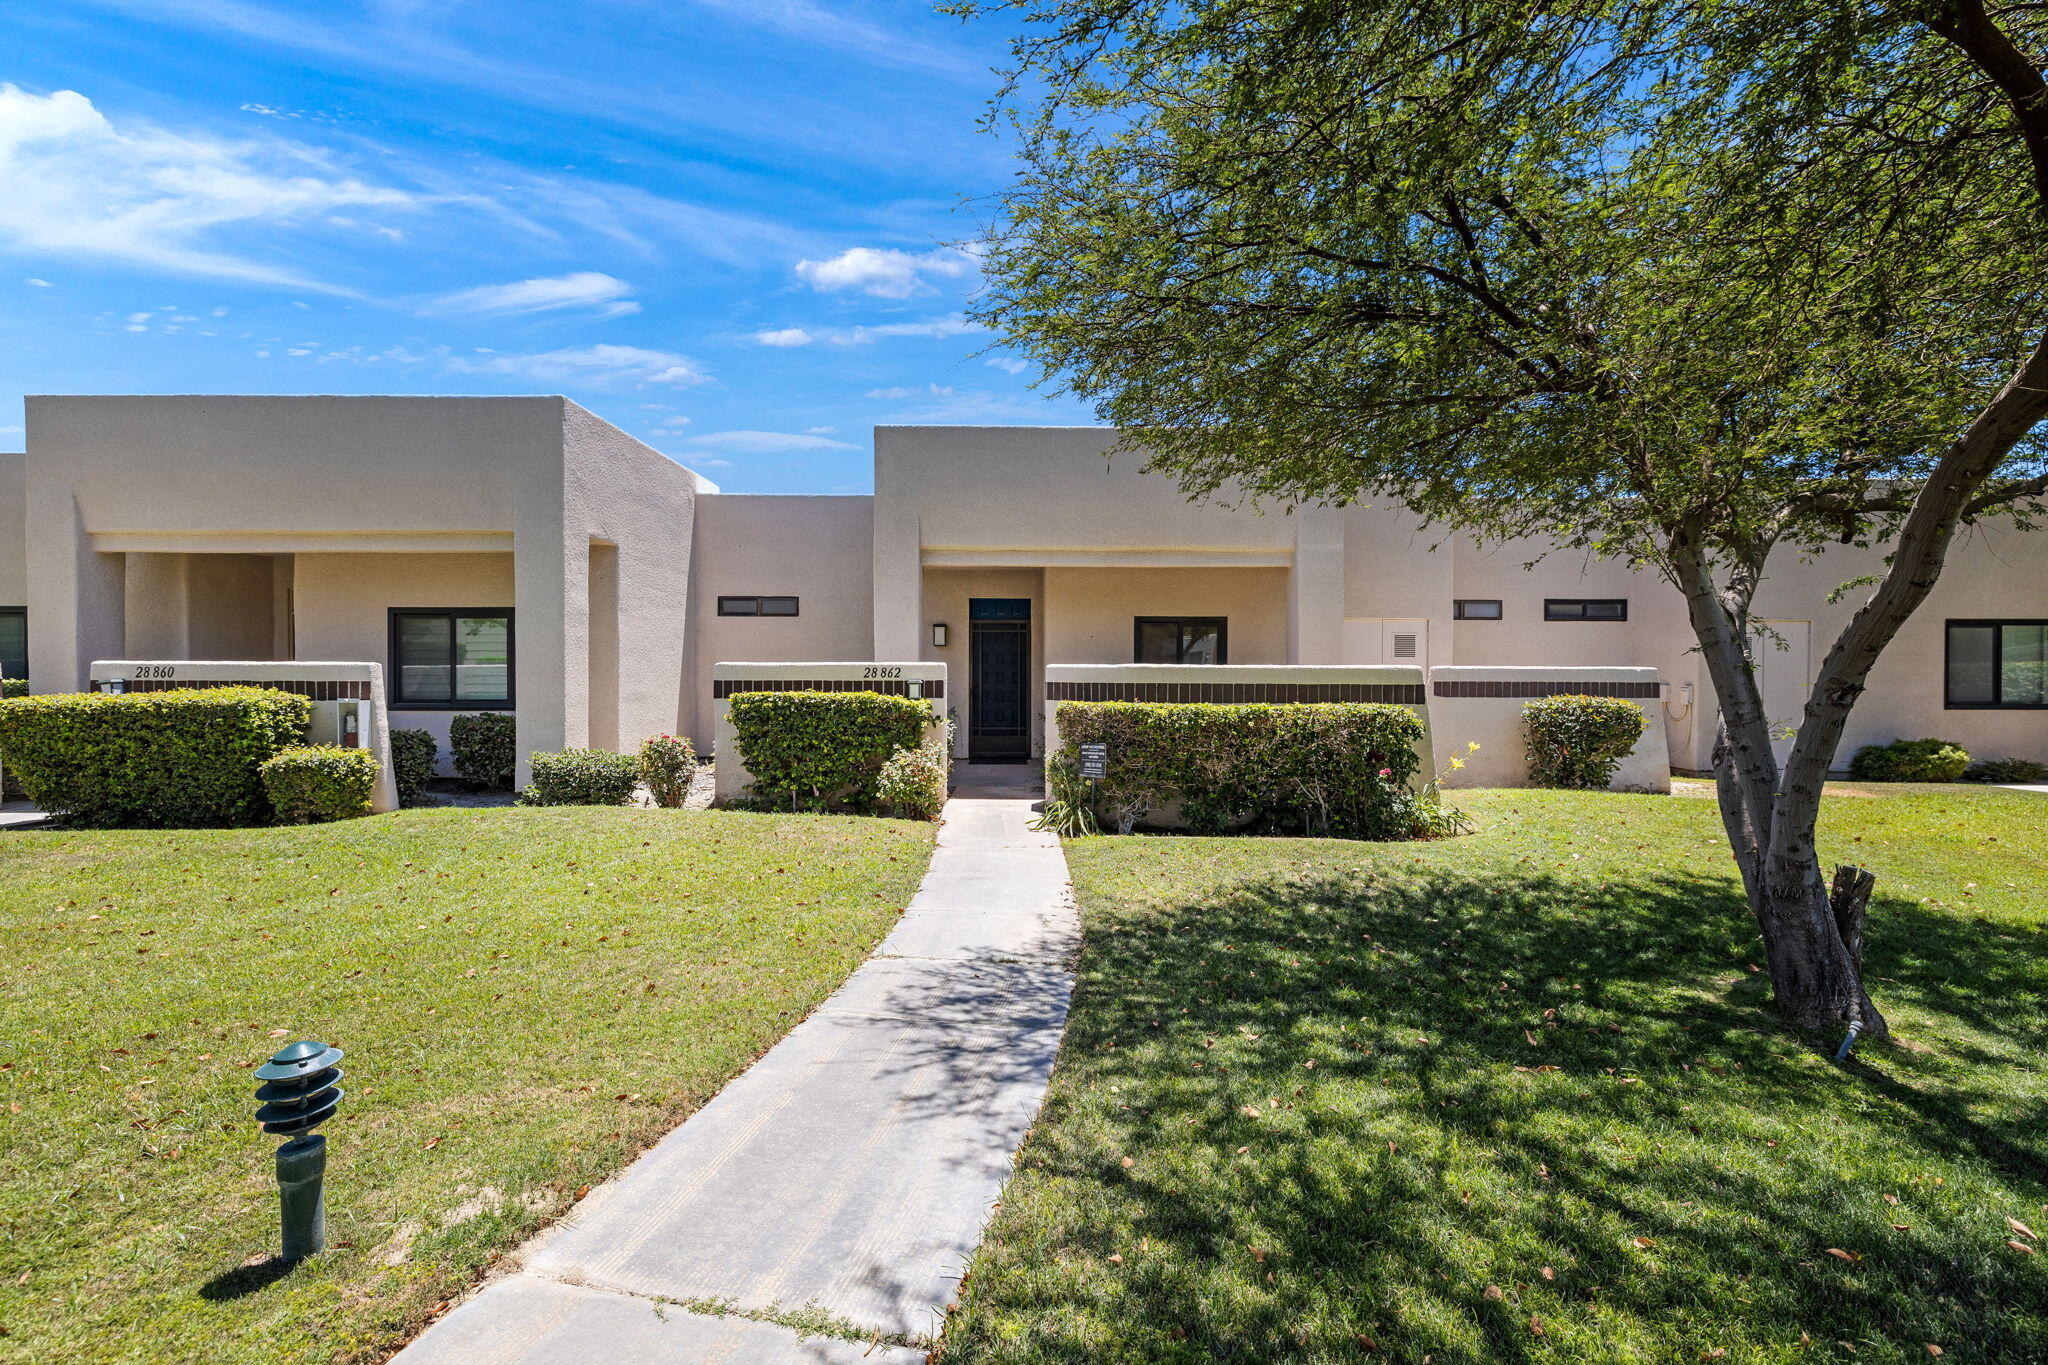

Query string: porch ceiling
[90,530,514,555]
[921,545,1292,569]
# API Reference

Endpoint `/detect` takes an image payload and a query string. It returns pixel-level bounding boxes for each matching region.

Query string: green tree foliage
[957,0,2048,1035]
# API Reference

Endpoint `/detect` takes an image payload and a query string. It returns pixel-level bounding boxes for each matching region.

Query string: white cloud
[429,270,638,318]
[865,383,954,400]
[445,343,709,388]
[803,425,837,435]
[693,457,734,468]
[754,315,981,347]
[985,355,1028,375]
[794,245,977,298]
[751,326,813,347]
[25,276,51,287]
[0,85,417,289]
[684,429,853,453]
[655,414,692,429]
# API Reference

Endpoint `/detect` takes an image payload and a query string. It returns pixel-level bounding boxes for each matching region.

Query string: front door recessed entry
[969,598,1031,762]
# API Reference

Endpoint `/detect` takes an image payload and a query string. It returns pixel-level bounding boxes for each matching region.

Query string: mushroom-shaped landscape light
[254,1040,345,1261]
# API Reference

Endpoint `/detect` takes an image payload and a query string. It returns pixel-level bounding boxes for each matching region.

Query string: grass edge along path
[939,784,2048,1365]
[0,805,937,1365]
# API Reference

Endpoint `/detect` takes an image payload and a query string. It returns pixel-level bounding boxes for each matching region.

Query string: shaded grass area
[943,786,2048,1364]
[0,806,935,1364]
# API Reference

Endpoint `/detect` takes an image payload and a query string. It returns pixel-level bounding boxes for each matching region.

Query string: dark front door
[969,598,1031,762]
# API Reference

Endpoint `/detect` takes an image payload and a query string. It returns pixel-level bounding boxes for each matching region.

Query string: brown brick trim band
[715,678,945,700]
[1432,679,1661,699]
[121,679,372,700]
[1047,681,1426,705]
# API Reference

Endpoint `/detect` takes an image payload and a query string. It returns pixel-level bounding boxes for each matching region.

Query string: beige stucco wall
[1428,666,1671,792]
[0,453,24,612]
[686,495,875,750]
[293,551,515,769]
[919,567,1045,758]
[123,552,284,661]
[1042,567,1291,667]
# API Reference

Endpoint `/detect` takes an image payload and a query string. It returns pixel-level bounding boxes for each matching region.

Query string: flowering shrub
[521,748,640,806]
[1051,700,1434,840]
[389,728,438,806]
[728,690,933,811]
[1849,737,1970,782]
[260,746,380,824]
[450,712,517,790]
[1522,695,1647,789]
[877,735,949,821]
[640,734,697,808]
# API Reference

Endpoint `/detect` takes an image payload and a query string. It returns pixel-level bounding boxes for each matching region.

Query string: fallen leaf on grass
[1826,1248,1860,1263]
[1528,1316,1545,1336]
[2008,1240,2037,1256]
[1632,1237,1657,1250]
[1483,1284,1504,1302]
[1540,1266,1556,1281]
[2008,1217,2039,1241]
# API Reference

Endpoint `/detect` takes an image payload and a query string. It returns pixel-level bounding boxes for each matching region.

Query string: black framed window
[1454,599,1503,621]
[1545,598,1628,621]
[718,595,799,617]
[1134,617,1228,665]
[0,608,23,685]
[389,609,514,708]
[1946,620,2047,709]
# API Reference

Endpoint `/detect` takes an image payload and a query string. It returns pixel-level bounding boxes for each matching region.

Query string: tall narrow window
[0,607,24,685]
[1133,617,1229,664]
[389,610,514,708]
[1947,620,2047,708]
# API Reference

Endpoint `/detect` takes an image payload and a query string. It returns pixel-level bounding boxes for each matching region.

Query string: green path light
[253,1040,345,1262]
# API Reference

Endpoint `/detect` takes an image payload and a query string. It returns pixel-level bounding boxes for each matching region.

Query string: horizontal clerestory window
[0,607,24,685]
[1134,617,1228,665]
[389,609,514,708]
[1453,599,1503,621]
[1544,598,1628,622]
[1946,620,2047,709]
[718,596,800,617]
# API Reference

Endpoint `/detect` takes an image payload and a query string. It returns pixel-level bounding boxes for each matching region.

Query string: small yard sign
[1079,743,1108,780]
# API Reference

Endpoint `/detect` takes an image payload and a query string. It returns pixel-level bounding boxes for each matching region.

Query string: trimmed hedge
[261,746,380,824]
[729,690,933,811]
[1850,737,1970,783]
[451,712,517,790]
[1051,700,1431,839]
[1523,694,1647,789]
[522,748,641,806]
[0,678,26,700]
[639,734,697,809]
[1963,756,2048,784]
[0,687,310,827]
[390,728,439,806]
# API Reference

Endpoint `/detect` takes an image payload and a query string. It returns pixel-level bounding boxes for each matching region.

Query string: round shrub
[1052,701,1430,839]
[261,746,380,824]
[728,690,933,811]
[1522,694,1647,789]
[522,748,640,806]
[639,734,697,809]
[0,687,310,828]
[389,728,438,807]
[450,712,517,790]
[1962,756,2048,784]
[877,741,949,821]
[1849,737,1970,782]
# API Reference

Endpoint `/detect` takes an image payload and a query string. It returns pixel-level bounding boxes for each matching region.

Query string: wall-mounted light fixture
[907,678,925,700]
[931,623,949,648]
[96,677,127,695]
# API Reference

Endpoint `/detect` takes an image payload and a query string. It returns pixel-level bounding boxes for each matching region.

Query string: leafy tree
[954,0,2048,1037]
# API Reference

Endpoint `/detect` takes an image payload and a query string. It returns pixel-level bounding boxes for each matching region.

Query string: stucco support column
[1288,504,1346,664]
[872,507,921,661]
[27,491,124,694]
[123,553,192,658]
[513,492,576,788]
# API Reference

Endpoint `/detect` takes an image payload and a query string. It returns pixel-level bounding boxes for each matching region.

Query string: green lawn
[942,784,2048,1364]
[0,806,936,1365]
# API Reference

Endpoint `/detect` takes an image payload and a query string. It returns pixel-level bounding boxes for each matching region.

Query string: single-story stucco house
[0,394,2041,782]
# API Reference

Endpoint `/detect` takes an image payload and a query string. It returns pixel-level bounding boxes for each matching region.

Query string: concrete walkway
[395,764,1074,1364]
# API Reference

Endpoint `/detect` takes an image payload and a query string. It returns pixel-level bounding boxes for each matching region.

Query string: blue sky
[0,0,1092,492]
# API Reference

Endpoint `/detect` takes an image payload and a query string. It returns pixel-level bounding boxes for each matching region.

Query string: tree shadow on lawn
[948,861,2048,1364]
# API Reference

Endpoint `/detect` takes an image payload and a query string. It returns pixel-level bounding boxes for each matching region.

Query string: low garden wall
[1428,666,1670,793]
[1043,663,1435,790]
[85,659,400,811]
[711,661,948,801]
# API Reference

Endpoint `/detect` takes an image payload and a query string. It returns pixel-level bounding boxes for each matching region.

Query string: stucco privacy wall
[1429,666,1671,792]
[294,552,514,770]
[709,661,947,802]
[88,659,399,813]
[687,496,875,749]
[1042,664,1436,790]
[0,453,24,618]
